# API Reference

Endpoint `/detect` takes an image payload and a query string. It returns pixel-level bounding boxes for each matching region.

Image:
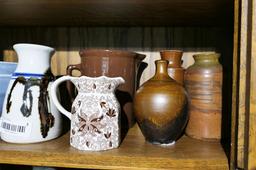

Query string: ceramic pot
[0,43,62,143]
[0,61,17,116]
[160,50,184,85]
[51,75,124,151]
[66,49,146,128]
[184,53,222,141]
[134,59,188,145]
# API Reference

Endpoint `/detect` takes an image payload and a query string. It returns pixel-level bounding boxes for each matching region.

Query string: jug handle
[51,75,75,120]
[66,64,81,102]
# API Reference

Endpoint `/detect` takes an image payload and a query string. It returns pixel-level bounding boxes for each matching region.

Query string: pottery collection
[0,43,223,149]
[134,59,188,145]
[51,75,124,151]
[184,53,223,141]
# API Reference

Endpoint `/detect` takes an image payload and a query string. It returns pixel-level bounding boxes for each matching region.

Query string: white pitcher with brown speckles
[0,43,62,143]
[51,75,124,151]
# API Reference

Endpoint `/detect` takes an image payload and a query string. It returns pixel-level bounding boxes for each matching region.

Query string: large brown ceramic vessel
[160,50,184,85]
[67,49,145,128]
[134,59,188,144]
[184,53,222,141]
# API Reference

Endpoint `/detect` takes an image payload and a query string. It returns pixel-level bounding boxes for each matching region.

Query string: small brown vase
[134,59,188,144]
[160,50,184,85]
[184,53,222,141]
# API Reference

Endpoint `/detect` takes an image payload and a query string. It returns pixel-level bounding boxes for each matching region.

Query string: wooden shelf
[0,0,232,26]
[0,125,228,169]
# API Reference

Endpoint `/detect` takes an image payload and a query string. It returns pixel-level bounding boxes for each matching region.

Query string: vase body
[0,43,62,143]
[51,75,124,151]
[67,49,146,128]
[160,50,184,85]
[184,53,222,141]
[134,60,188,144]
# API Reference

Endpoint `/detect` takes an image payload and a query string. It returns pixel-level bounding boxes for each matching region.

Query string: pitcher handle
[66,64,81,102]
[51,75,75,120]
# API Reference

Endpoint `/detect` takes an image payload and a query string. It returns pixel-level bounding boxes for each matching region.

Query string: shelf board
[0,125,228,169]
[0,0,232,26]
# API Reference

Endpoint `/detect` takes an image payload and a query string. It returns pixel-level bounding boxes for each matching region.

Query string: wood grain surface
[234,0,256,169]
[231,0,239,169]
[248,0,256,169]
[0,125,228,170]
[237,0,249,167]
[0,0,232,26]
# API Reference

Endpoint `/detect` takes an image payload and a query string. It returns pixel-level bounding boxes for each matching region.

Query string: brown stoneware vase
[134,59,188,145]
[67,49,146,128]
[160,50,184,85]
[184,53,223,141]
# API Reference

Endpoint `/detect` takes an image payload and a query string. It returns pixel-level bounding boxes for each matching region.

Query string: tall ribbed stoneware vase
[184,53,223,141]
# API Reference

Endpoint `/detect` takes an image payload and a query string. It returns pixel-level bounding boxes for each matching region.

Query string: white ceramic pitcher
[51,75,124,151]
[0,43,62,143]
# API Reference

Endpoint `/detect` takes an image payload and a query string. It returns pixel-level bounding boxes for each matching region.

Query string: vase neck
[152,60,172,80]
[160,50,183,67]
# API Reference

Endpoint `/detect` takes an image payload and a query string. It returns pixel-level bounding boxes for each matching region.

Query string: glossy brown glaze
[134,60,188,144]
[160,50,184,85]
[184,53,223,141]
[67,49,146,128]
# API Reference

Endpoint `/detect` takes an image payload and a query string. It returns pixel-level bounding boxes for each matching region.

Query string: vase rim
[193,53,220,59]
[160,49,183,53]
[13,43,55,52]
[79,48,146,60]
[155,59,169,63]
[0,61,18,65]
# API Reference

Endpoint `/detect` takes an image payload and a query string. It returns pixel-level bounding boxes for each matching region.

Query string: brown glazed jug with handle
[134,59,188,145]
[160,50,184,85]
[66,49,146,128]
[184,53,222,141]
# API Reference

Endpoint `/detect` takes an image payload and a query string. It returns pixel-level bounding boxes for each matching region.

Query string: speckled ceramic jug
[51,75,124,151]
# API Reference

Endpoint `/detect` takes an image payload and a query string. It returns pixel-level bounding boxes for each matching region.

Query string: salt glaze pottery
[0,43,62,143]
[0,61,17,116]
[160,50,184,85]
[134,59,188,145]
[185,53,222,141]
[51,75,124,151]
[66,49,145,128]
